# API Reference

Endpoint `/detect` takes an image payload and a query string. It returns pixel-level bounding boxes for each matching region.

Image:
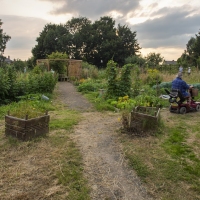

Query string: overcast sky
[0,0,200,61]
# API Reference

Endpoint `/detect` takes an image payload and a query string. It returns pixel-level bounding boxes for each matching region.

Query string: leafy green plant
[77,79,107,94]
[131,66,141,97]
[145,69,163,86]
[106,60,133,99]
[48,51,68,74]
[0,67,10,101]
[81,62,99,79]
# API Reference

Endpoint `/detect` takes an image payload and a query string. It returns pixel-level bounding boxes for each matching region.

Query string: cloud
[0,15,48,59]
[133,6,200,50]
[39,0,140,20]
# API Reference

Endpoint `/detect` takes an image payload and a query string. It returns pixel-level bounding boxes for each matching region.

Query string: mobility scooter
[165,88,200,114]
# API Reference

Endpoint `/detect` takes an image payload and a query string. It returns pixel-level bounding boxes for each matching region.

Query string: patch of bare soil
[58,82,151,200]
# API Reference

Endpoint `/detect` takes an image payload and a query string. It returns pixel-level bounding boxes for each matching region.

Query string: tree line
[31,16,141,67]
[1,17,200,69]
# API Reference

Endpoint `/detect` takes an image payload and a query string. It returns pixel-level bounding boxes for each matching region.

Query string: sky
[0,0,200,61]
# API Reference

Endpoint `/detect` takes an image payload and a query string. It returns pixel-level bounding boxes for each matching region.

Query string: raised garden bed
[130,106,160,130]
[5,111,50,141]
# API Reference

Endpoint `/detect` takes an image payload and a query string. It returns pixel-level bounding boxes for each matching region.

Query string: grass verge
[118,110,200,200]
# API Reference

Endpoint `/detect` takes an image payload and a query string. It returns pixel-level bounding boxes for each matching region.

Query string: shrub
[145,69,163,86]
[48,51,68,74]
[106,60,133,99]
[81,62,99,79]
[77,79,107,93]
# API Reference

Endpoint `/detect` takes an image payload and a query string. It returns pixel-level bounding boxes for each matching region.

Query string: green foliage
[119,64,132,97]
[32,16,140,67]
[125,55,146,67]
[145,69,163,86]
[28,71,58,94]
[110,96,136,111]
[6,66,18,100]
[32,65,43,74]
[178,31,200,67]
[0,67,10,101]
[32,23,70,60]
[26,56,35,70]
[0,67,58,105]
[81,62,99,79]
[145,52,164,68]
[0,19,11,55]
[77,79,107,94]
[48,51,68,74]
[131,66,141,97]
[152,81,172,90]
[106,60,133,99]
[84,92,115,111]
[106,60,118,98]
[0,95,55,119]
[11,59,26,72]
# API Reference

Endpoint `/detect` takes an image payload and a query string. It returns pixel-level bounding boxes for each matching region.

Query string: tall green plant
[6,66,18,100]
[106,60,132,99]
[0,68,10,102]
[106,60,118,99]
[119,64,133,97]
[131,66,141,97]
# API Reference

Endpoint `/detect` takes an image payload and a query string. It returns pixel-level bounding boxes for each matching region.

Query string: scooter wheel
[179,107,187,114]
[196,104,200,111]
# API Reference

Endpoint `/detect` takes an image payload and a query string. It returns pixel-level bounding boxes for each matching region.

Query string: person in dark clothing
[172,72,193,100]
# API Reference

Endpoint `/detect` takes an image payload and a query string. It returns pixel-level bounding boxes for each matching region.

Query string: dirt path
[57,82,151,200]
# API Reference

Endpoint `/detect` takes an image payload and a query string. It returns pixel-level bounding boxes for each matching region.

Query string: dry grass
[140,68,200,84]
[0,103,89,200]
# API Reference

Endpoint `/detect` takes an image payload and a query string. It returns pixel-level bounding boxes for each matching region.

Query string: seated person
[172,72,193,101]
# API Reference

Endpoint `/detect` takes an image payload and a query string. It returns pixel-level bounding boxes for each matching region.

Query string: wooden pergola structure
[36,59,82,80]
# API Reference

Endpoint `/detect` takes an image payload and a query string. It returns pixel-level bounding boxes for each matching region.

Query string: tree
[32,23,71,63]
[89,17,141,67]
[145,52,163,68]
[114,24,141,66]
[26,57,35,70]
[0,19,11,64]
[91,16,118,67]
[11,59,26,72]
[65,17,92,60]
[178,30,200,67]
[32,16,141,68]
[125,55,146,67]
[192,31,200,62]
